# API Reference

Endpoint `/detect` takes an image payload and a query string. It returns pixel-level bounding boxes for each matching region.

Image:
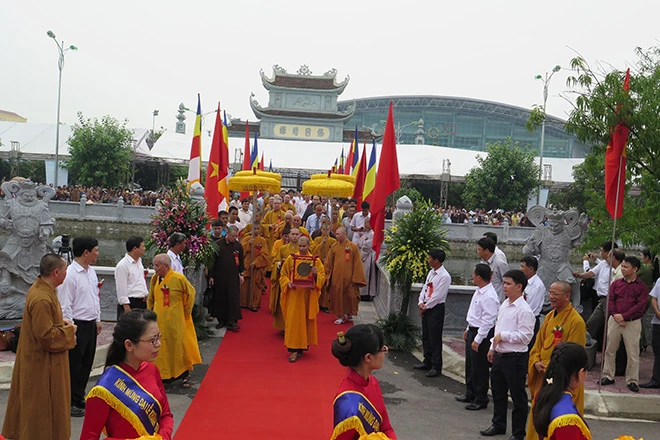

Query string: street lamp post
[47,30,77,187]
[535,65,561,205]
[152,109,159,133]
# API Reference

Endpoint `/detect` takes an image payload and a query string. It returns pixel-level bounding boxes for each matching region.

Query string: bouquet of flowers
[147,179,215,268]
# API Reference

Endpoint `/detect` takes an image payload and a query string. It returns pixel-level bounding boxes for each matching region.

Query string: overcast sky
[1,1,657,131]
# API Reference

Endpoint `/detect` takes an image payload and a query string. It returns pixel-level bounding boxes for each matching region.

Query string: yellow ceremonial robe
[311,235,337,309]
[526,304,586,440]
[240,235,271,309]
[270,243,299,331]
[262,208,288,249]
[2,278,76,440]
[275,224,310,241]
[325,240,367,316]
[148,269,202,380]
[282,202,297,214]
[279,253,326,350]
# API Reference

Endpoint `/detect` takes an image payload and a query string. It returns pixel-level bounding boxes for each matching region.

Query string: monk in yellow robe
[270,228,301,331]
[241,210,270,251]
[240,222,271,311]
[325,227,366,324]
[273,210,294,241]
[279,236,325,362]
[262,196,288,250]
[282,194,297,214]
[148,253,202,384]
[526,280,586,440]
[311,222,337,310]
[292,214,311,240]
[330,206,342,233]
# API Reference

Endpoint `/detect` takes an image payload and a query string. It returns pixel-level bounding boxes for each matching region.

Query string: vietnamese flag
[605,68,631,219]
[240,121,251,200]
[204,103,224,219]
[353,141,368,205]
[370,102,400,259]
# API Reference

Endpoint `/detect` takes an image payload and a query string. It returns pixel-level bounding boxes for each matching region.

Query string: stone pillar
[502,218,510,242]
[116,197,124,220]
[79,195,87,220]
[393,196,412,221]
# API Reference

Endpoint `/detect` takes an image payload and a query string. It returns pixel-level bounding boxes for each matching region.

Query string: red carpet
[175,283,350,439]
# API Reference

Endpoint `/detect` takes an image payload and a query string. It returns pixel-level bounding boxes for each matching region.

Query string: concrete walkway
[355,301,660,421]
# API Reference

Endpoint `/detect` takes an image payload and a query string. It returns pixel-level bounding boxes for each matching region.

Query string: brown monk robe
[270,228,301,331]
[240,223,271,311]
[3,254,77,440]
[261,196,288,250]
[273,211,294,241]
[311,222,337,310]
[325,227,366,323]
[241,210,271,251]
[292,215,311,240]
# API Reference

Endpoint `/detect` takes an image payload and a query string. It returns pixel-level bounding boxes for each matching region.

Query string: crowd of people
[437,206,535,226]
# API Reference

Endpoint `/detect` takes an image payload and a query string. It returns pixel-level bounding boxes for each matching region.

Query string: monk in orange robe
[270,228,301,331]
[311,222,337,310]
[240,223,271,311]
[262,196,288,250]
[325,227,366,324]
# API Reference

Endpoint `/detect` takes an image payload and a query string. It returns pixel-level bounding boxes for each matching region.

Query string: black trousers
[527,316,541,351]
[69,320,97,407]
[465,326,493,406]
[652,324,660,384]
[490,352,528,439]
[421,303,445,371]
[116,296,147,319]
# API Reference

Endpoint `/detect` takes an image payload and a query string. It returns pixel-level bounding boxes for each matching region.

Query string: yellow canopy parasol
[234,169,282,182]
[310,172,356,185]
[302,177,354,198]
[228,175,280,194]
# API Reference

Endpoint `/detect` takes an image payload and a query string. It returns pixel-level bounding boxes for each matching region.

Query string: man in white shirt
[480,270,535,439]
[57,236,102,417]
[350,201,371,243]
[167,232,187,274]
[483,232,508,264]
[114,236,149,319]
[520,256,546,349]
[296,194,311,217]
[238,198,253,225]
[477,237,509,302]
[305,203,327,236]
[227,206,244,231]
[573,241,618,343]
[412,249,451,378]
[456,263,500,410]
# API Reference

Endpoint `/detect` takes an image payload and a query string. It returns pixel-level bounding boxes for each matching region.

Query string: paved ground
[0,308,658,439]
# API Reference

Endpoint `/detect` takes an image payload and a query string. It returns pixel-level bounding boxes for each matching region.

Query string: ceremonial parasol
[234,169,282,182]
[302,175,354,198]
[310,172,356,185]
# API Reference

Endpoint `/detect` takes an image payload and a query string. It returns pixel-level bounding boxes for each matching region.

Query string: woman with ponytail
[532,342,591,440]
[330,324,397,440]
[80,310,173,440]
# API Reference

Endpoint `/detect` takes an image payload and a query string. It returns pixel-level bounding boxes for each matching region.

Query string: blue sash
[331,391,383,440]
[86,365,162,436]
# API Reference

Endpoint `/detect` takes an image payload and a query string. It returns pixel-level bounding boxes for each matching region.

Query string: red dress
[331,368,397,440]
[80,362,174,440]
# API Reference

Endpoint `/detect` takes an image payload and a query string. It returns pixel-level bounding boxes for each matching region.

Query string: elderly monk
[148,253,202,387]
[270,228,302,331]
[526,280,586,440]
[311,222,337,310]
[2,254,77,440]
[325,226,367,324]
[240,222,271,311]
[273,210,294,241]
[262,196,288,249]
[279,236,325,362]
[292,214,311,240]
[241,210,270,249]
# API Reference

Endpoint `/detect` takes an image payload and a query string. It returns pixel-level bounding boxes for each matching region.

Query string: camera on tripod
[59,234,72,263]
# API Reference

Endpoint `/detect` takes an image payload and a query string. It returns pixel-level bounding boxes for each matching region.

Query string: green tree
[461,138,540,211]
[67,113,133,187]
[563,47,660,254]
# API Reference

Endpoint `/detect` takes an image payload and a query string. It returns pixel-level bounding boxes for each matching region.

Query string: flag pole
[598,154,624,393]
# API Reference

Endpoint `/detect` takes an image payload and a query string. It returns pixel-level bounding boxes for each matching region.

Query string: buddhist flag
[332,158,338,173]
[268,159,273,172]
[186,94,202,186]
[259,152,265,171]
[605,68,631,219]
[353,141,368,205]
[370,101,400,259]
[204,104,222,218]
[350,126,359,176]
[363,140,377,203]
[338,148,345,174]
[251,132,259,170]
[240,121,251,199]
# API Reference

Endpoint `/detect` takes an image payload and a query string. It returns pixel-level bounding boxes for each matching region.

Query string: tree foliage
[562,47,660,253]
[67,113,133,187]
[461,138,540,211]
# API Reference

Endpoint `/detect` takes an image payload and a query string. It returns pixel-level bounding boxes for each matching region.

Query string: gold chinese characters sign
[273,124,331,140]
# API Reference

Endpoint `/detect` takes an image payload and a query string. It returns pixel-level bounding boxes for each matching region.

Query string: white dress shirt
[585,259,613,297]
[114,253,149,305]
[238,209,252,226]
[490,296,535,353]
[306,214,327,235]
[167,249,184,274]
[349,212,371,243]
[418,266,451,310]
[494,246,508,264]
[228,220,244,231]
[481,253,509,302]
[57,260,101,322]
[466,283,500,344]
[524,274,546,316]
[296,200,311,216]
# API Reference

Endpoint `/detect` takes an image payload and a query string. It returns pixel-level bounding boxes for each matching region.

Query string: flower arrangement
[147,179,215,268]
[552,325,564,346]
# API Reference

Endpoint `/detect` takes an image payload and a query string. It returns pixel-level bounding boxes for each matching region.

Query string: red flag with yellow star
[605,68,630,219]
[205,103,228,219]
